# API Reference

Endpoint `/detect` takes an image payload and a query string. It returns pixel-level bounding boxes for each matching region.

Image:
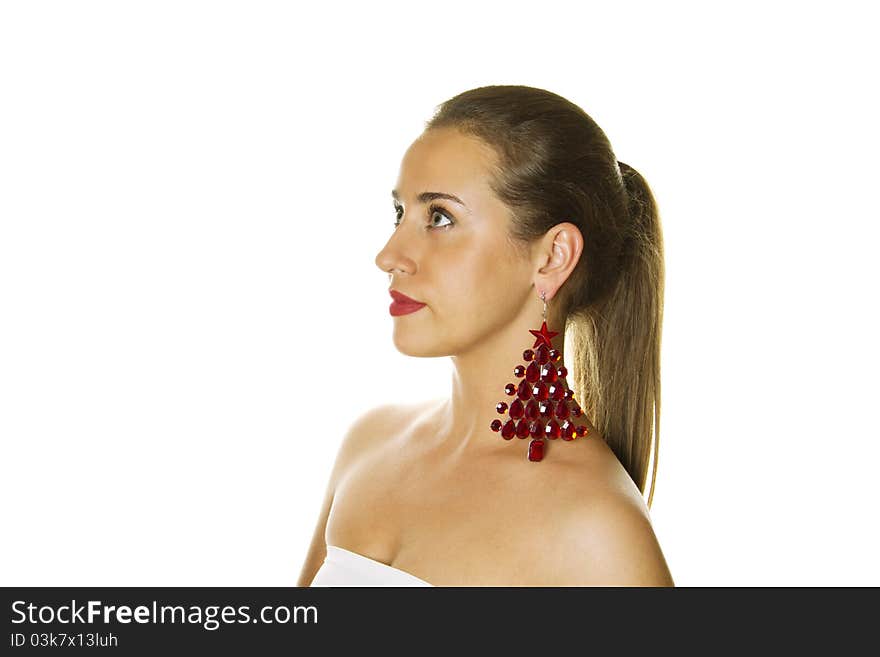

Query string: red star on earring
[529,320,559,348]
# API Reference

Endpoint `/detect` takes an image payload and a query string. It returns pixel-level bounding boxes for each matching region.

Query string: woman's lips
[389,289,426,316]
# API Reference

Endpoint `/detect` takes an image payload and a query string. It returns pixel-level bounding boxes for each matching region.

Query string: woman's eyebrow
[391,189,467,208]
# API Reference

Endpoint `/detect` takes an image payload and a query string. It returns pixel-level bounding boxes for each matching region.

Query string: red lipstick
[389,289,426,316]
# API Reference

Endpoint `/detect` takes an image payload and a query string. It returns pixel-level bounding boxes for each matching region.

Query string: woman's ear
[534,222,583,301]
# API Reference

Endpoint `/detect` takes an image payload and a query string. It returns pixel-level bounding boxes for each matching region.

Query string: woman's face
[375,127,534,357]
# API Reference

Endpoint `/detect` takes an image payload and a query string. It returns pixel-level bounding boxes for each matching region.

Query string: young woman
[298,85,673,586]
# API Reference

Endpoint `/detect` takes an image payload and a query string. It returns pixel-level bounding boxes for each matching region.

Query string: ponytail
[569,161,665,507]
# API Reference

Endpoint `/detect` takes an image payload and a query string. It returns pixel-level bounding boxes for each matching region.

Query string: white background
[1,1,877,586]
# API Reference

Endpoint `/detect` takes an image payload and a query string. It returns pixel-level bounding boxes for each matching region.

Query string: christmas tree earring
[490,289,590,461]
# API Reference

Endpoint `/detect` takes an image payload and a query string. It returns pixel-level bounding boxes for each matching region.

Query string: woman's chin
[391,331,448,359]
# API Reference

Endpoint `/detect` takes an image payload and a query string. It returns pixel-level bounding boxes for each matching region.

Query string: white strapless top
[310,545,434,587]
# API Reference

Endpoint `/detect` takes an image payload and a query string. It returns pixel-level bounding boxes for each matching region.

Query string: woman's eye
[392,204,455,230]
[429,206,454,229]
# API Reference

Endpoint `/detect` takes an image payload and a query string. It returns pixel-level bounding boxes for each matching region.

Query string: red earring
[489,289,590,461]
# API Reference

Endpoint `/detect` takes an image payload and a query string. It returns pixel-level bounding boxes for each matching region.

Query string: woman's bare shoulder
[529,438,673,585]
[552,485,674,585]
[335,398,443,467]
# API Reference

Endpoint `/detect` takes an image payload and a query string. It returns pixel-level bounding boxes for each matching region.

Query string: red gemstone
[572,405,583,417]
[509,398,524,419]
[576,425,589,437]
[563,388,574,401]
[556,403,570,420]
[557,365,568,378]
[544,419,560,439]
[516,419,531,438]
[501,420,516,439]
[527,439,545,461]
[536,344,550,364]
[523,349,535,361]
[529,420,544,438]
[549,349,560,362]
[530,321,559,349]
[561,421,575,440]
[490,419,502,432]
[514,365,525,377]
[541,364,558,383]
[539,400,554,417]
[525,399,539,420]
[517,379,532,400]
[532,381,548,401]
[525,361,541,383]
[551,384,566,401]
[496,401,508,414]
[505,383,516,396]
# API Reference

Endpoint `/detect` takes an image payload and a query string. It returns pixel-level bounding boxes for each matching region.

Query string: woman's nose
[375,247,415,276]
[374,227,418,276]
